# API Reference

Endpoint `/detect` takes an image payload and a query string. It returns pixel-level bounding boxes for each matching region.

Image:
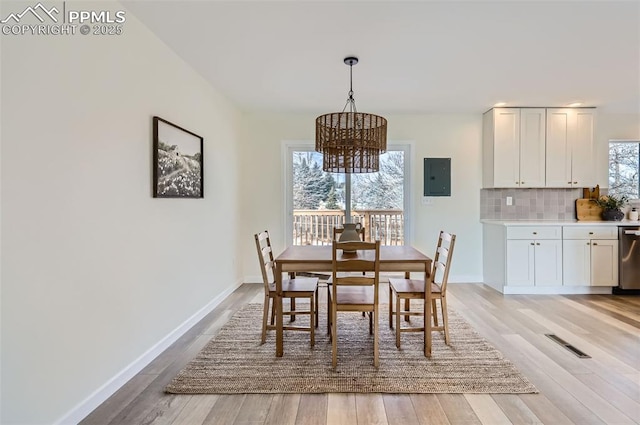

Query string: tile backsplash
[481,188,583,220]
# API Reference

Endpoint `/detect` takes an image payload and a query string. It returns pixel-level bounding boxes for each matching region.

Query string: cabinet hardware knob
[568,182,572,184]
[536,243,540,245]
[587,242,590,245]
[574,182,578,184]
[521,181,525,184]
[589,232,594,235]
[533,232,537,235]
[593,243,598,246]
[530,243,535,245]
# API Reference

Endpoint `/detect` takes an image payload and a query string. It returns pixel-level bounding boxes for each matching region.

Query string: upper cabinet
[545,108,596,188]
[483,107,596,188]
[483,108,546,188]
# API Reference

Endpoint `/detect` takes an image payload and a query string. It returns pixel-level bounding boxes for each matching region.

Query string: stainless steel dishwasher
[619,226,640,290]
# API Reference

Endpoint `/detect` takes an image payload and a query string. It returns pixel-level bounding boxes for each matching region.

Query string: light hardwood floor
[80,283,640,425]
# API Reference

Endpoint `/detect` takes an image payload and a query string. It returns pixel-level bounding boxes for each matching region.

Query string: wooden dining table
[274,245,433,357]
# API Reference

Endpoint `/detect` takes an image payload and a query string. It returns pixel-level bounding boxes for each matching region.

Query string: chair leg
[331,306,338,368]
[432,298,439,327]
[404,298,410,322]
[441,296,450,345]
[327,289,332,336]
[270,299,276,326]
[373,307,379,368]
[290,297,296,322]
[310,295,315,347]
[369,310,373,335]
[315,287,319,328]
[261,295,270,344]
[388,286,393,328]
[396,295,401,349]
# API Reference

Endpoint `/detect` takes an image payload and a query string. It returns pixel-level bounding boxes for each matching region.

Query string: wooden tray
[576,199,603,221]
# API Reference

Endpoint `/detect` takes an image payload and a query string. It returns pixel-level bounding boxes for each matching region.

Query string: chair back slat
[332,240,380,297]
[334,259,375,273]
[333,276,373,286]
[430,231,456,292]
[254,230,276,293]
[334,240,370,253]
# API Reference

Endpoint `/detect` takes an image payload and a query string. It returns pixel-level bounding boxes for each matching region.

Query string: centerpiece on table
[594,194,629,221]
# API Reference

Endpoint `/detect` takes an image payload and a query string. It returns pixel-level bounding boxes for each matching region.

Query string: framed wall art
[153,116,204,198]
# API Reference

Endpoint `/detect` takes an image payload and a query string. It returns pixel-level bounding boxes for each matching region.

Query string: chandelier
[315,57,387,173]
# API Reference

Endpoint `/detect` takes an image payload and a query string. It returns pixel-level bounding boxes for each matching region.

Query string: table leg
[403,271,410,322]
[276,263,284,357]
[424,262,432,357]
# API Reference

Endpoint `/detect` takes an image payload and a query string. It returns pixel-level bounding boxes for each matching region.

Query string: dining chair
[254,230,319,346]
[332,225,367,319]
[328,239,381,368]
[388,231,456,348]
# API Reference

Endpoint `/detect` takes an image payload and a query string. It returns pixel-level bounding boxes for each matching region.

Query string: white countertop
[481,219,640,227]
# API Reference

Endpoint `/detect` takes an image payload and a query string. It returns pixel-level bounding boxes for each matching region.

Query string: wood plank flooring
[80,283,640,425]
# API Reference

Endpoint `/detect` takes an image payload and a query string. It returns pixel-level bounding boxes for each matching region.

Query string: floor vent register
[545,334,591,358]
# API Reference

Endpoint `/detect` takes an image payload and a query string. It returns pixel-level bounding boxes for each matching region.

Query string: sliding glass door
[285,143,411,246]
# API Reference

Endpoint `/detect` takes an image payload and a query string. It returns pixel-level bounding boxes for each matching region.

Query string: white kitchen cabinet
[591,240,618,286]
[506,226,563,287]
[506,240,534,285]
[506,239,563,287]
[483,222,621,294]
[562,226,618,287]
[562,239,591,286]
[546,108,595,188]
[482,108,545,188]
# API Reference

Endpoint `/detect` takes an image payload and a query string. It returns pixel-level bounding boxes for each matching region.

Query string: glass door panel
[292,151,343,245]
[351,151,405,245]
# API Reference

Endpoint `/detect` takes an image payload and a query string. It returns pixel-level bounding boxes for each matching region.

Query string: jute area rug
[165,303,537,394]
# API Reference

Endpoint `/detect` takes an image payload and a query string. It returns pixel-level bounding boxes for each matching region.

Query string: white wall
[0,2,243,424]
[240,112,484,283]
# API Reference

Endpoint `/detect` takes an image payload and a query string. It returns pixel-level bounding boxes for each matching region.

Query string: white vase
[338,223,362,242]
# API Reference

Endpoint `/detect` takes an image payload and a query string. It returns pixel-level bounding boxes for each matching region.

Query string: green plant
[594,194,629,210]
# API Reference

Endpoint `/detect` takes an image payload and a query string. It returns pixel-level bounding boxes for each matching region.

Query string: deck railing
[293,209,404,246]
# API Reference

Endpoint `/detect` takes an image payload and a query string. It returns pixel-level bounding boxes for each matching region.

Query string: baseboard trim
[502,286,613,295]
[55,278,244,425]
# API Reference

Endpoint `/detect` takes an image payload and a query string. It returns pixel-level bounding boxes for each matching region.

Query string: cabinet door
[493,109,521,188]
[563,239,591,286]
[506,240,535,286]
[591,239,618,286]
[519,108,546,187]
[571,110,595,187]
[535,240,563,286]
[546,108,573,187]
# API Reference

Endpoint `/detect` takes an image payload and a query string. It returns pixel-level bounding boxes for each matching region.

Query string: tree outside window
[609,142,640,199]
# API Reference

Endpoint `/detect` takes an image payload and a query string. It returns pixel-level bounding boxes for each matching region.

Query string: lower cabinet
[563,227,618,286]
[483,223,619,294]
[507,237,563,286]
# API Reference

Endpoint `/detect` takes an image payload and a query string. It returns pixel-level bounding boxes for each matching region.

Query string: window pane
[351,151,405,245]
[609,142,640,199]
[292,151,343,245]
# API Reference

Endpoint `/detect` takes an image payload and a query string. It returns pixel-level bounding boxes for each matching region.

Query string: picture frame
[153,116,204,198]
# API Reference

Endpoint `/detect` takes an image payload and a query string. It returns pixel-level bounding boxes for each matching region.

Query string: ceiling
[122,1,640,115]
